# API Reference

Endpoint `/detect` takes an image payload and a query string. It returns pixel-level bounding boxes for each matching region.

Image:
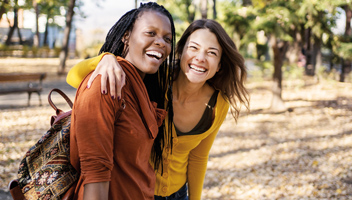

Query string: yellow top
[66,53,230,200]
[156,91,229,200]
[66,53,113,88]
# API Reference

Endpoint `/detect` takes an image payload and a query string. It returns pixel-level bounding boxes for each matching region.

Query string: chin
[145,68,159,74]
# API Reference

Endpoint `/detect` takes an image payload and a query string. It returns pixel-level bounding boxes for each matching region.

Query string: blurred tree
[39,0,69,46]
[5,0,23,45]
[158,0,196,23]
[200,0,207,19]
[58,0,76,75]
[339,4,352,82]
[222,0,256,50]
[252,1,298,111]
[32,0,39,47]
[212,0,216,19]
[297,0,338,77]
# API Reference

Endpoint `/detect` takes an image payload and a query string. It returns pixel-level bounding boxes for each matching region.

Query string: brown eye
[146,31,156,36]
[189,46,197,50]
[164,37,172,43]
[209,51,217,56]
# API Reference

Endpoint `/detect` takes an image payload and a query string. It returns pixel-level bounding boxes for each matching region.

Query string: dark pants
[154,183,188,200]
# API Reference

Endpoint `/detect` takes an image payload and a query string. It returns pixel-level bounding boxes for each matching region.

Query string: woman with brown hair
[67,19,249,200]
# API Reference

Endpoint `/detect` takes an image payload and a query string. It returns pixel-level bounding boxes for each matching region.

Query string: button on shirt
[154,92,229,200]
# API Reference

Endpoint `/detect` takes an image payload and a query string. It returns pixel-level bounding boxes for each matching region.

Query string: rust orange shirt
[70,56,166,200]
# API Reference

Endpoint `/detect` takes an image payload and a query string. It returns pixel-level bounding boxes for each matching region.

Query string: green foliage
[334,42,352,60]
[252,60,274,79]
[283,64,305,80]
[220,1,257,48]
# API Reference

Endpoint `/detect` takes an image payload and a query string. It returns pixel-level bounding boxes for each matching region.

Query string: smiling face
[124,11,172,77]
[179,28,222,84]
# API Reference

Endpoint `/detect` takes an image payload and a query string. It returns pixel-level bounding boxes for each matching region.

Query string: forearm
[187,129,220,200]
[66,52,112,88]
[187,155,208,200]
[84,181,109,200]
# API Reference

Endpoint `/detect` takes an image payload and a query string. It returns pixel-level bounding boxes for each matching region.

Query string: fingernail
[111,95,115,100]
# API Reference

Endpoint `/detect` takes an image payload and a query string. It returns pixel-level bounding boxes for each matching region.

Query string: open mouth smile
[146,51,163,60]
[189,64,207,73]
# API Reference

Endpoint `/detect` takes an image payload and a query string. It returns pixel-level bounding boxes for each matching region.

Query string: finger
[100,73,108,95]
[87,71,98,88]
[109,77,116,99]
[106,67,116,98]
[117,72,126,100]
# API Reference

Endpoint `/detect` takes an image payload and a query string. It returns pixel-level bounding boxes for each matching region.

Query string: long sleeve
[66,53,112,88]
[71,74,119,184]
[186,93,229,200]
[187,126,220,200]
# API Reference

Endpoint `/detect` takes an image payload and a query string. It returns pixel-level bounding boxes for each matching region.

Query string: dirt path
[1,58,352,199]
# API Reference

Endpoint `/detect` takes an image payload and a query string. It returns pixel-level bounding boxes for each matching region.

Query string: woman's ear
[122,31,130,45]
[217,63,221,72]
[122,31,131,57]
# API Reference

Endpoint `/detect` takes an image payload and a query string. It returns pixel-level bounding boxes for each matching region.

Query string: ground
[0,58,351,199]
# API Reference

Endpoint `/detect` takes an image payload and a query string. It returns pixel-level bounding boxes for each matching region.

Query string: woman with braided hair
[68,18,249,200]
[69,2,176,200]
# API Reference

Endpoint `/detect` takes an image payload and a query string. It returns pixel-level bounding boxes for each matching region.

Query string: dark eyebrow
[189,41,219,52]
[209,47,220,52]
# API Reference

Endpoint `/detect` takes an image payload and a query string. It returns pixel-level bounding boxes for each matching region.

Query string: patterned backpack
[8,88,78,200]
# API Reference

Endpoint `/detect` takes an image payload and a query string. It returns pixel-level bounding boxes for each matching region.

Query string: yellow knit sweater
[66,53,230,200]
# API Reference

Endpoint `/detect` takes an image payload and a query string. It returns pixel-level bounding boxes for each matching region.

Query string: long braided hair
[99,2,175,172]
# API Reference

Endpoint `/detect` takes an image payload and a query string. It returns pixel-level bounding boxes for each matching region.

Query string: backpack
[8,88,78,200]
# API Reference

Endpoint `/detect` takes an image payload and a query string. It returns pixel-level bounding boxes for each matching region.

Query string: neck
[136,68,145,79]
[173,73,207,103]
[125,59,145,79]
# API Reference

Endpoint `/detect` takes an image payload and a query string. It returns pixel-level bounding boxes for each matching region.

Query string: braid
[141,2,175,174]
[100,2,175,173]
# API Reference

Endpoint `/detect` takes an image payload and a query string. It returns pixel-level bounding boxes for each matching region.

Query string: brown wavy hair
[174,19,249,120]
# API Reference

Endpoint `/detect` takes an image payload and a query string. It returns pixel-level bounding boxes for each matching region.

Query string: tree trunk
[33,0,40,47]
[212,0,216,19]
[5,1,22,45]
[344,5,352,36]
[270,36,288,112]
[185,0,195,23]
[304,27,315,76]
[340,58,345,82]
[313,35,322,77]
[340,5,352,82]
[200,0,208,19]
[43,17,49,46]
[6,26,15,46]
[58,0,76,75]
[286,29,302,65]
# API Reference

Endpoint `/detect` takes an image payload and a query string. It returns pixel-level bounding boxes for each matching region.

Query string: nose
[195,51,206,62]
[154,36,166,48]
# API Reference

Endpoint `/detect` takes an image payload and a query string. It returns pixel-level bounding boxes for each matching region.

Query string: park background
[0,0,352,199]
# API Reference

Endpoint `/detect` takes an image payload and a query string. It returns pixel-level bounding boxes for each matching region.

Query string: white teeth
[146,51,162,59]
[190,64,206,72]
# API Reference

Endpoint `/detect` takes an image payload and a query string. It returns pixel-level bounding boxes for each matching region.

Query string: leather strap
[8,180,25,200]
[48,88,73,126]
[48,88,73,111]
